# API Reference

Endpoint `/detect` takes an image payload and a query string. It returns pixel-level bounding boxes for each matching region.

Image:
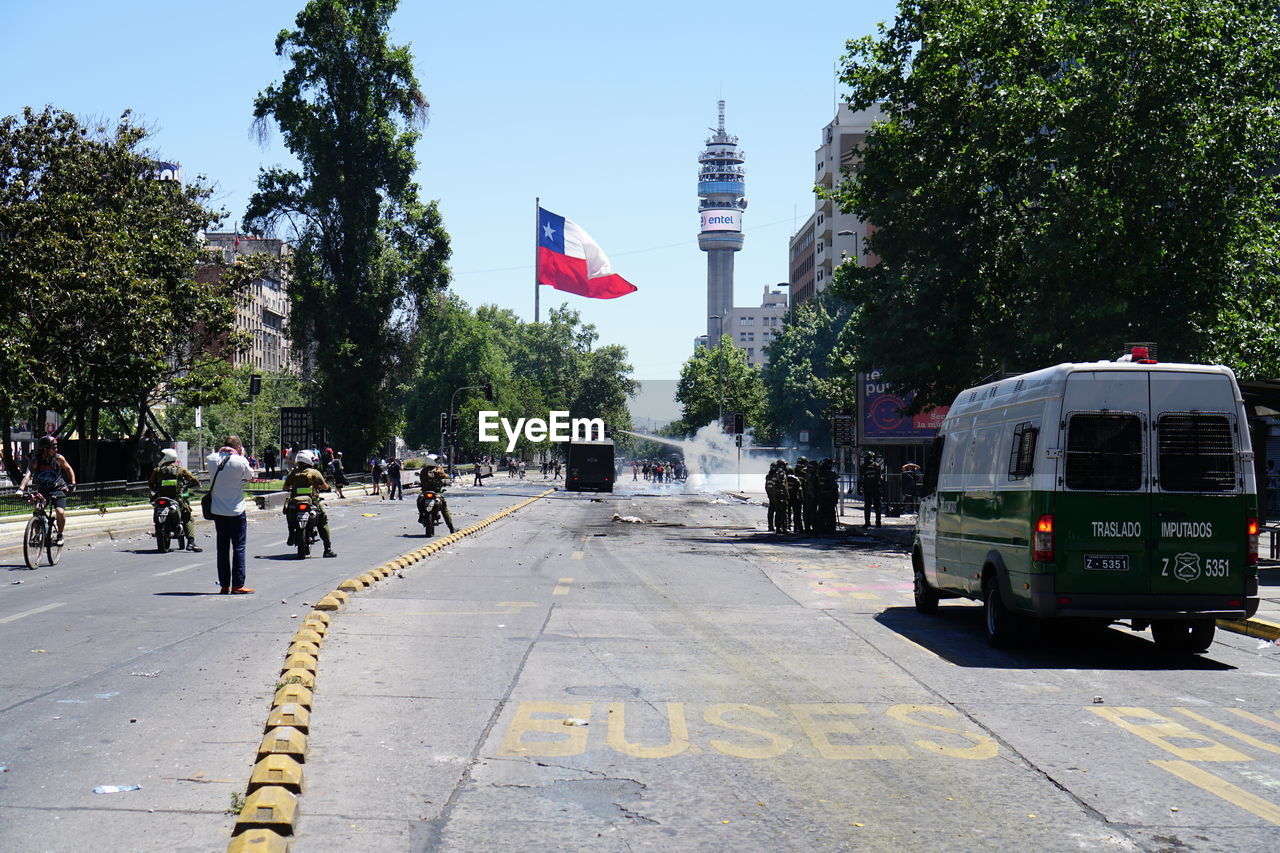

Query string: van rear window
[1065,414,1143,491]
[1157,413,1236,492]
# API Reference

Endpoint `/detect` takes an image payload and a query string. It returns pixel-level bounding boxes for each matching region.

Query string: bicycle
[23,491,63,569]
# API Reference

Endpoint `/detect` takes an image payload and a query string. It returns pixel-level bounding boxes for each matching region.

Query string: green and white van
[912,357,1261,652]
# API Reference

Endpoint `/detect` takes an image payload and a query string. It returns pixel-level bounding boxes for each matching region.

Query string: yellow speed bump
[301,618,328,636]
[281,653,318,674]
[315,591,348,610]
[292,628,323,647]
[279,668,315,689]
[337,578,366,592]
[248,754,304,793]
[257,726,308,761]
[358,572,380,585]
[273,682,313,710]
[287,640,320,657]
[267,702,311,733]
[305,611,331,628]
[234,786,299,835]
[227,827,290,852]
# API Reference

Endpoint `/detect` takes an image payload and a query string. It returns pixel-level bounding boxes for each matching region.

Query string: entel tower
[698,101,746,343]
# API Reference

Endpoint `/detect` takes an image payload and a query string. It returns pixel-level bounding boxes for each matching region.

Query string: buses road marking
[153,562,201,577]
[0,602,65,624]
[498,701,996,761]
[1153,760,1280,826]
[553,578,573,596]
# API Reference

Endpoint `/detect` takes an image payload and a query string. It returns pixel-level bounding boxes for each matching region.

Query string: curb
[224,488,556,850]
[1217,616,1280,642]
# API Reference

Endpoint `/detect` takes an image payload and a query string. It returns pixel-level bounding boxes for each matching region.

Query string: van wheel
[983,575,1019,648]
[913,554,939,615]
[1152,619,1216,655]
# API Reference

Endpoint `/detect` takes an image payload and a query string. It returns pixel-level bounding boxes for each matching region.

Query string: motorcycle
[288,496,320,558]
[152,495,187,553]
[417,490,442,536]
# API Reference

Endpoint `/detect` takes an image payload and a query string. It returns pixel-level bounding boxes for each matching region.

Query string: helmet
[296,450,317,467]
[424,454,441,468]
[160,448,179,465]
[37,436,57,451]
[797,456,808,464]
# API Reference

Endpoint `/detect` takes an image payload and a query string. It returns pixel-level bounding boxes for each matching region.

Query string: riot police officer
[148,448,202,551]
[284,450,337,557]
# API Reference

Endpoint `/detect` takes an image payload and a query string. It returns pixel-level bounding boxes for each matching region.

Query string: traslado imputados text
[478,411,605,452]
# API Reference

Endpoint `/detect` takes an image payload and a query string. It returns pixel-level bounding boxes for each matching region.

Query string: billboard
[700,210,742,232]
[858,370,948,444]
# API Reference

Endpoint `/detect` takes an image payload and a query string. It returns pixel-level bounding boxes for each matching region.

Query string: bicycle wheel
[24,517,44,569]
[46,526,62,566]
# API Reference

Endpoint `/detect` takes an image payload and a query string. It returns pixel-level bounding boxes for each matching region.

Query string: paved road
[3,482,1280,852]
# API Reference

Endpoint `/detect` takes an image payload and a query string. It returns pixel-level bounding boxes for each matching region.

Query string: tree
[762,291,853,447]
[0,106,238,481]
[246,0,451,456]
[674,336,765,436]
[832,0,1280,410]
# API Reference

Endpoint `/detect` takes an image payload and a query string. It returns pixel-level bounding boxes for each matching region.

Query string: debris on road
[1092,696,1104,704]
[612,514,646,523]
[562,718,589,727]
[130,671,161,677]
[93,785,141,794]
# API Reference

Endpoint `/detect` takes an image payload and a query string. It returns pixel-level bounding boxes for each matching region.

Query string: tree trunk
[75,407,98,483]
[0,399,20,483]
[127,401,148,482]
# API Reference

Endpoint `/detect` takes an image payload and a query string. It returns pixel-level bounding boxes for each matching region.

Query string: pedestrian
[262,445,278,478]
[901,462,922,515]
[860,451,885,529]
[207,435,254,594]
[387,456,403,500]
[328,451,348,498]
[370,456,383,496]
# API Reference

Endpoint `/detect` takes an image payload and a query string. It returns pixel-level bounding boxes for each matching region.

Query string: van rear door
[1056,370,1151,596]
[1147,372,1251,598]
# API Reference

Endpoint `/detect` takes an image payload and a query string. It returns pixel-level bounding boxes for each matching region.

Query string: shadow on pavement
[875,605,1237,671]
[152,591,223,596]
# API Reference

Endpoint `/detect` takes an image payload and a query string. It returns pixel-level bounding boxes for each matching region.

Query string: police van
[912,350,1260,652]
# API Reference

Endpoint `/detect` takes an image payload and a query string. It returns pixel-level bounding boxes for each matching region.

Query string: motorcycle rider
[417,455,456,534]
[18,435,76,545]
[147,448,202,551]
[283,450,337,557]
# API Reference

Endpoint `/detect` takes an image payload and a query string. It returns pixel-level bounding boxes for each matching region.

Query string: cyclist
[18,435,76,545]
[283,450,337,557]
[148,448,203,552]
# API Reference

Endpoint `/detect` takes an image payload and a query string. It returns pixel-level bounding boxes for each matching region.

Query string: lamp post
[837,229,859,263]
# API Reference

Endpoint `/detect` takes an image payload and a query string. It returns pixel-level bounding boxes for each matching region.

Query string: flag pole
[534,197,540,323]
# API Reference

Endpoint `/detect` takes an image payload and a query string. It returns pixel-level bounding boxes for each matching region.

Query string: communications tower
[698,101,746,344]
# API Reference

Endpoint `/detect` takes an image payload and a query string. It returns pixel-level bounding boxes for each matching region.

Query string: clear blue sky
[1,0,898,382]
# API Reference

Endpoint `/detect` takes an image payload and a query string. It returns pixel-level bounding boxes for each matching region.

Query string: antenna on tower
[718,100,726,134]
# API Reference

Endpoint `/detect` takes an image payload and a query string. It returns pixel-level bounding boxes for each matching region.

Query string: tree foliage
[0,106,237,479]
[403,301,637,460]
[246,0,451,455]
[674,336,766,437]
[832,0,1280,409]
[761,291,854,447]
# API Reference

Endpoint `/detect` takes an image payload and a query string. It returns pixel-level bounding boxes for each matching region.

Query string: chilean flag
[537,207,637,299]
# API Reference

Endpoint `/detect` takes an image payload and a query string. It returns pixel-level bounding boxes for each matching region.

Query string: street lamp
[837,229,859,263]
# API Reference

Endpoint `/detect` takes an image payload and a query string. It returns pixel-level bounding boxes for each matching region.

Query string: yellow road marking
[0,602,65,624]
[1152,760,1280,825]
[1089,707,1251,762]
[554,578,573,596]
[1174,708,1280,756]
[571,551,584,560]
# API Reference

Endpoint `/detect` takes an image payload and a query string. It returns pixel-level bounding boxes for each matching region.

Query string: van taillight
[1034,515,1054,562]
[1247,517,1259,565]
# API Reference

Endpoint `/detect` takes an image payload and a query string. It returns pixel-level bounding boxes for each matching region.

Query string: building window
[740,317,749,326]
[748,348,754,359]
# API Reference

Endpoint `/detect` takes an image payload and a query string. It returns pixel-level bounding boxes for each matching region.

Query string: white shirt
[207,450,253,516]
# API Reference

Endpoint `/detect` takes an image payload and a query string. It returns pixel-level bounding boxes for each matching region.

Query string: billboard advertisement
[859,370,948,444]
[700,210,742,232]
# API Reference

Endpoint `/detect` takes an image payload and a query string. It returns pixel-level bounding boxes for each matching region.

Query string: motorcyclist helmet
[37,435,57,452]
[296,450,317,468]
[160,448,179,465]
[424,454,441,468]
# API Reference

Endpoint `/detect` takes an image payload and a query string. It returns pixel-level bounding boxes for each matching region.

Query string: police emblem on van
[1174,552,1202,582]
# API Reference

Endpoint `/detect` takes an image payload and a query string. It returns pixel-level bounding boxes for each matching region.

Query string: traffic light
[483,382,494,401]
[440,412,449,435]
[733,412,744,435]
[449,413,458,434]
[249,374,262,396]
[735,434,743,448]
